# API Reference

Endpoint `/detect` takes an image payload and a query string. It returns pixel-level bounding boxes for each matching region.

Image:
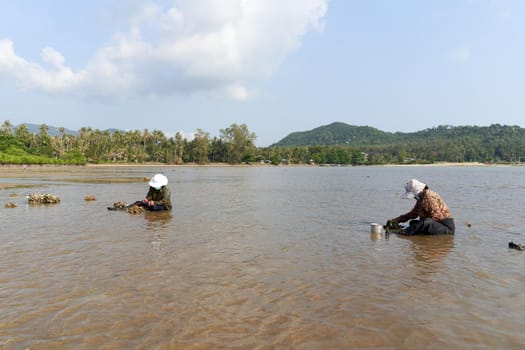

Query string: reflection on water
[144,210,173,228]
[143,211,173,256]
[401,235,454,273]
[1,165,525,349]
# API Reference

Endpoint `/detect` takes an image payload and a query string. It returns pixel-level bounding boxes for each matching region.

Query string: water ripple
[2,166,525,349]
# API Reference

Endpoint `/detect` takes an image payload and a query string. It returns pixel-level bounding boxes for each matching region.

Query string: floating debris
[27,193,60,204]
[84,195,96,201]
[4,202,17,208]
[126,205,145,214]
[112,201,128,209]
[509,241,525,251]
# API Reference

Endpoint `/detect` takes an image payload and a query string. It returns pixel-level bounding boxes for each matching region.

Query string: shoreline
[0,161,522,170]
[0,161,520,191]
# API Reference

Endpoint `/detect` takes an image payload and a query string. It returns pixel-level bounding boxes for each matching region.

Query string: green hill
[269,122,525,164]
[273,122,525,148]
[272,122,398,146]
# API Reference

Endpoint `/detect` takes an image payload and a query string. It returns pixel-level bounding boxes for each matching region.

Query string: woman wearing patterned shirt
[387,179,455,235]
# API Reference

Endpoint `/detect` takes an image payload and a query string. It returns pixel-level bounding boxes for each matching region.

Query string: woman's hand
[386,219,400,229]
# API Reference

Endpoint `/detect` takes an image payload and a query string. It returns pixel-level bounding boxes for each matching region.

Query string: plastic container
[370,223,383,234]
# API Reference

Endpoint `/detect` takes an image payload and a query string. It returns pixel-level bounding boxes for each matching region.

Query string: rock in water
[27,193,60,204]
[126,205,145,214]
[112,201,128,209]
[509,241,525,251]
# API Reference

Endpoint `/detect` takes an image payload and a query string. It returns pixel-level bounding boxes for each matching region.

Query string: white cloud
[0,0,328,100]
[224,81,250,100]
[0,39,88,93]
[166,130,194,141]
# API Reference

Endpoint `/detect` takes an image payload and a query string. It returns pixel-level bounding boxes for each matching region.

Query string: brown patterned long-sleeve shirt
[396,189,451,223]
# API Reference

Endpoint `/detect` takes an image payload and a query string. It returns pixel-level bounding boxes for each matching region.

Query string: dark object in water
[509,241,525,251]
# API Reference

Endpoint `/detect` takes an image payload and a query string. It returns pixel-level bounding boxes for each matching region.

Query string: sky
[1,0,524,146]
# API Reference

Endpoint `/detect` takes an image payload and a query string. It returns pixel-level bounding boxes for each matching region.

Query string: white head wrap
[403,179,426,199]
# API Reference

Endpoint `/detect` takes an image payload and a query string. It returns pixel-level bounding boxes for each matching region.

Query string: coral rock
[126,205,145,214]
[113,201,128,209]
[27,193,60,204]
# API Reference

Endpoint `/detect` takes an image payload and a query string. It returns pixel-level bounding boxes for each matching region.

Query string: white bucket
[370,223,383,234]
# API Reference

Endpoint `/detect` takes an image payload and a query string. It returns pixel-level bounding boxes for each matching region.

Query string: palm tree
[151,129,167,162]
[38,124,50,145]
[15,124,31,147]
[174,132,185,164]
[1,120,13,135]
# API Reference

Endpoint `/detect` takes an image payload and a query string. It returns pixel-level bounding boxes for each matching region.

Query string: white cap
[149,174,168,189]
[403,179,426,199]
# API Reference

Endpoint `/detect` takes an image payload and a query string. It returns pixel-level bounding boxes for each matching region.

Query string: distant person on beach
[386,179,455,235]
[131,174,172,211]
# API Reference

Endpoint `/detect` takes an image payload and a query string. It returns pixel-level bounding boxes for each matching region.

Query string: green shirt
[145,186,172,210]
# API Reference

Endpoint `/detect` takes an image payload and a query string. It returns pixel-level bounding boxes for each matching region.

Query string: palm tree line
[0,120,258,165]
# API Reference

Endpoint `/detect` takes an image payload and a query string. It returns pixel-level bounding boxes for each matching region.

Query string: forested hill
[272,122,396,146]
[272,122,525,148]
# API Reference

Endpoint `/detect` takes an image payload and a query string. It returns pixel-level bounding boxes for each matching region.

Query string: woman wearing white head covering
[387,179,454,235]
[131,174,172,211]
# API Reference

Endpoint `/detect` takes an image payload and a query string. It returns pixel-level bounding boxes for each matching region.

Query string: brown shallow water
[1,165,525,349]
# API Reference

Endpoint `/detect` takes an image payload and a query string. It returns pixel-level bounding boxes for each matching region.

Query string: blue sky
[1,0,524,146]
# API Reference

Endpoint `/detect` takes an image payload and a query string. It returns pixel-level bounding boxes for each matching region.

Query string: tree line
[1,120,524,165]
[0,120,260,165]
